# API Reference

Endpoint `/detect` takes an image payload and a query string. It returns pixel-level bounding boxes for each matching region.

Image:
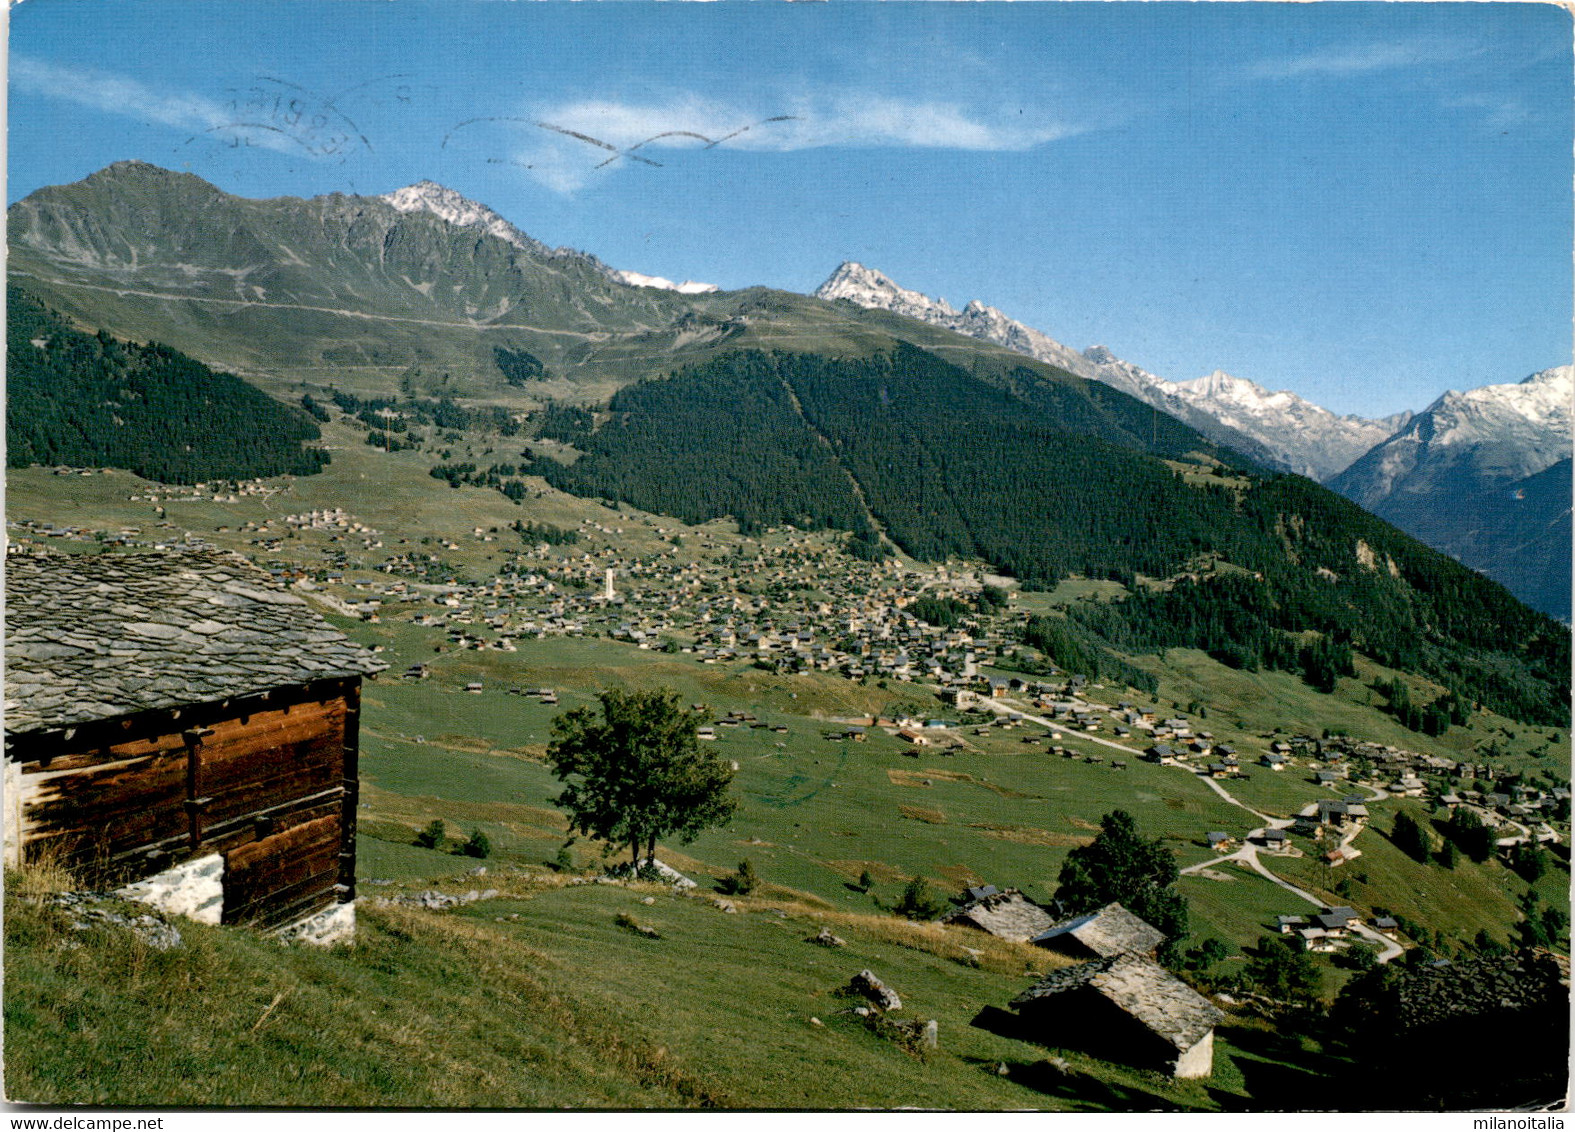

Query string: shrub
[460,829,491,859]
[1336,942,1379,971]
[892,876,950,921]
[414,819,446,850]
[717,859,758,896]
[856,869,875,894]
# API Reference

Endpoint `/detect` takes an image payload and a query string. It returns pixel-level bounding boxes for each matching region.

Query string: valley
[6,163,1570,1112]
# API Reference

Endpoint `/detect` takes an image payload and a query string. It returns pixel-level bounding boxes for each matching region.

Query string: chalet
[5,551,384,943]
[1316,907,1360,932]
[1298,926,1336,953]
[940,888,1056,942]
[1009,953,1224,1078]
[1258,828,1289,850]
[1032,902,1165,960]
[1276,915,1307,934]
[1206,831,1235,851]
[1373,916,1401,939]
[1262,752,1289,770]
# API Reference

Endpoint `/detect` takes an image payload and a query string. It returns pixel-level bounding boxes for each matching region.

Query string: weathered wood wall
[6,676,361,930]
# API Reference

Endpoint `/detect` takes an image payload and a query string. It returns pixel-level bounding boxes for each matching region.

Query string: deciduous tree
[546,689,736,868]
[1054,809,1188,962]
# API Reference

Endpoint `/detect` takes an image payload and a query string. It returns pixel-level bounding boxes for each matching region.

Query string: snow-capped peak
[815,262,959,320]
[1417,365,1573,443]
[810,261,1416,481]
[381,181,543,253]
[614,269,719,295]
[1173,370,1298,412]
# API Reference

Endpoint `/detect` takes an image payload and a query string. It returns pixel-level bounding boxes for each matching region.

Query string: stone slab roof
[6,550,384,734]
[1012,954,1224,1052]
[1031,901,1167,958]
[940,890,1056,942]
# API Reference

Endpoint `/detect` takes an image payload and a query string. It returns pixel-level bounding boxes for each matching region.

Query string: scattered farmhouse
[1031,901,1166,960]
[939,887,1056,942]
[4,550,384,942]
[1009,953,1224,1078]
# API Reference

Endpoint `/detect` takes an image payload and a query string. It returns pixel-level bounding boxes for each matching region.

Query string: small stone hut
[1010,954,1225,1078]
[1030,901,1166,959]
[940,888,1056,942]
[4,550,383,942]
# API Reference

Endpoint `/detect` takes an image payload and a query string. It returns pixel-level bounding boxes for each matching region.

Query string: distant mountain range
[1329,366,1573,620]
[6,163,1570,685]
[815,262,1571,619]
[815,262,1407,481]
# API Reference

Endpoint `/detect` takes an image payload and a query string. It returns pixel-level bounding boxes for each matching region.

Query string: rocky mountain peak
[815,262,958,318]
[380,181,546,255]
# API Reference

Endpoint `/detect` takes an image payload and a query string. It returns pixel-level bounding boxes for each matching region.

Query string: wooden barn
[1010,953,1225,1078]
[4,550,384,943]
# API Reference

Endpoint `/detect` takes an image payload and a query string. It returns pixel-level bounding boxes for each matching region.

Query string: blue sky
[9,1,1571,417]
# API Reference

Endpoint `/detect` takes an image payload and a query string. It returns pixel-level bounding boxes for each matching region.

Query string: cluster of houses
[1275,907,1401,954]
[937,889,1223,1078]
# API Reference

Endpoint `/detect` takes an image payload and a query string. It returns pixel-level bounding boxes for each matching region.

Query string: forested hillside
[532,346,1570,727]
[6,287,328,483]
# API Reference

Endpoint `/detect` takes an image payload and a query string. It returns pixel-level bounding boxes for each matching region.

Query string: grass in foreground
[7,865,1332,1110]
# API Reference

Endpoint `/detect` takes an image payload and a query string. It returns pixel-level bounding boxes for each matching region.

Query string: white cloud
[11,57,349,156]
[1445,93,1532,133]
[502,91,1086,193]
[1247,40,1481,81]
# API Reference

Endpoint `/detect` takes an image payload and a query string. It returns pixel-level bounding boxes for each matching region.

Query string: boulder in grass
[845,969,902,1011]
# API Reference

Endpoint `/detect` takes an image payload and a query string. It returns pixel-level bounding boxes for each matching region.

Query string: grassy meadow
[6,430,1570,1110]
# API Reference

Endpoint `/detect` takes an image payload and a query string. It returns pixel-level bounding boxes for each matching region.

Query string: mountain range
[5,163,1569,722]
[815,262,1571,619]
[815,262,1413,481]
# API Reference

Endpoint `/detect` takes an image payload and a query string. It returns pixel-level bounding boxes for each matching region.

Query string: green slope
[6,285,327,483]
[531,346,1568,727]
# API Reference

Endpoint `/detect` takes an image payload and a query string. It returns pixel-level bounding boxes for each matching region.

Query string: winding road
[980,693,1404,963]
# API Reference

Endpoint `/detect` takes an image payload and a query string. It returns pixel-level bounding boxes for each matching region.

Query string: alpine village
[4,162,1570,1112]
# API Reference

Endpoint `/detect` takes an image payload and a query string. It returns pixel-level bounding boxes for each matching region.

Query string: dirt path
[983,696,1405,963]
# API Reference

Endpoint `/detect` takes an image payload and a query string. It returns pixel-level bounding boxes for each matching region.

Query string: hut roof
[1031,902,1167,958]
[940,890,1056,942]
[1011,954,1224,1052]
[6,550,384,733]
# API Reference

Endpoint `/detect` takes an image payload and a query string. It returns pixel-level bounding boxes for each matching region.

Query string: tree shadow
[959,1054,1186,1112]
[1215,1023,1349,1109]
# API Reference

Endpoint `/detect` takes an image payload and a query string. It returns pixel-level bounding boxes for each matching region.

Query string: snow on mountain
[817,263,1105,380]
[381,181,560,258]
[382,182,712,292]
[1158,370,1407,482]
[614,270,719,295]
[1331,365,1574,510]
[817,262,962,322]
[1328,366,1573,619]
[815,262,1394,478]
